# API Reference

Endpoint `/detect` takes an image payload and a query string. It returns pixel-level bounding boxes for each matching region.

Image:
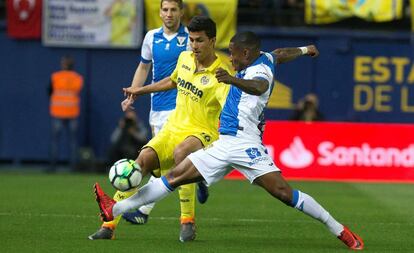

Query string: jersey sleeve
[244,65,273,85]
[140,31,153,63]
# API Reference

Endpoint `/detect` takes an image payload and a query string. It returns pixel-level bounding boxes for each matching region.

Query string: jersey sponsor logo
[200,76,210,85]
[279,137,314,169]
[254,71,270,78]
[177,36,186,47]
[177,77,203,99]
[181,64,191,71]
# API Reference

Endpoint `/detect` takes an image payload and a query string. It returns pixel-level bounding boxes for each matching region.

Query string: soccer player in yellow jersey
[89,1,211,242]
[97,16,231,242]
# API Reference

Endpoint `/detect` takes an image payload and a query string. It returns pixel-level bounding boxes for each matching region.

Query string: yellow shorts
[144,125,217,175]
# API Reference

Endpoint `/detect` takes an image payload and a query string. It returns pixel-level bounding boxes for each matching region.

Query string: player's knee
[137,148,158,176]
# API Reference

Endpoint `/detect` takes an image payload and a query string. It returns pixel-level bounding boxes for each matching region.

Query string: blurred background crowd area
[0,0,411,30]
[2,0,414,168]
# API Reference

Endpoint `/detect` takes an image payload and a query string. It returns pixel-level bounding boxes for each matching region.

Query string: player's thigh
[173,136,204,165]
[222,137,280,184]
[167,158,205,187]
[144,126,186,174]
[188,144,232,186]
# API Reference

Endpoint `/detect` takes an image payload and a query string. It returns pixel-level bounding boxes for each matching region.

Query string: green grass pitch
[0,169,413,253]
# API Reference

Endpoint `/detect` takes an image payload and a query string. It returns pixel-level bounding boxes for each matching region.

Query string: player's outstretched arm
[130,62,152,89]
[273,45,319,64]
[121,62,152,111]
[123,77,176,97]
[215,68,268,96]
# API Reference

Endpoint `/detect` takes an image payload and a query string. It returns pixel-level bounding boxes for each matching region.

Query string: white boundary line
[0,212,412,226]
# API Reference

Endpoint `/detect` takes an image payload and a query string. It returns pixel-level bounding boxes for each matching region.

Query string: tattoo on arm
[272,47,303,64]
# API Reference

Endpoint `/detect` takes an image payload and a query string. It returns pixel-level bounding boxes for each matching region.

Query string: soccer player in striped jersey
[94,31,364,250]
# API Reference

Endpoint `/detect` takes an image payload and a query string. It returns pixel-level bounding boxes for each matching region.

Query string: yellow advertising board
[305,0,403,24]
[145,0,237,49]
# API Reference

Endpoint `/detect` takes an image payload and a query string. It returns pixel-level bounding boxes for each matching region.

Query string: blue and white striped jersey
[141,25,191,111]
[219,52,276,142]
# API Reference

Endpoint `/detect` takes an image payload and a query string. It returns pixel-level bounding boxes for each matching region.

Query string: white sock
[138,176,157,215]
[292,190,344,236]
[113,177,173,217]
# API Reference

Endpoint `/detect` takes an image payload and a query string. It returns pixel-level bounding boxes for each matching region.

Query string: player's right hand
[306,45,319,58]
[215,67,234,84]
[121,95,135,111]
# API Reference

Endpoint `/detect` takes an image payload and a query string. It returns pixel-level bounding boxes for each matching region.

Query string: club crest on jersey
[200,76,209,85]
[245,147,269,166]
[245,148,262,159]
[165,43,170,50]
[201,132,211,142]
[177,36,186,47]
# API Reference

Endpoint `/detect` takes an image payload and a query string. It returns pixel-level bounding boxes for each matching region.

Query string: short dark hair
[230,31,261,51]
[62,55,74,70]
[160,0,183,9]
[187,16,216,39]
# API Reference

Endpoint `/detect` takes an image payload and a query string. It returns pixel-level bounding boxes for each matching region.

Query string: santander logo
[318,142,414,167]
[279,137,314,169]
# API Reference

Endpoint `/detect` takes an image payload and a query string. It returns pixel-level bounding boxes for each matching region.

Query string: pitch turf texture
[0,170,413,253]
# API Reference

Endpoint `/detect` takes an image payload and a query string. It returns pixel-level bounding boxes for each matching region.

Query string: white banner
[43,0,143,48]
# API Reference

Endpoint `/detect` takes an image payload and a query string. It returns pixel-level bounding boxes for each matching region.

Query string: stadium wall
[0,27,413,163]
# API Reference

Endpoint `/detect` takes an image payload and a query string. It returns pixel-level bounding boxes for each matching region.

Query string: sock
[291,190,344,236]
[102,189,137,230]
[113,176,174,218]
[138,175,157,215]
[178,183,196,223]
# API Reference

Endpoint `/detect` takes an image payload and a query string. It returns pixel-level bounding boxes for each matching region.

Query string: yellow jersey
[166,51,231,139]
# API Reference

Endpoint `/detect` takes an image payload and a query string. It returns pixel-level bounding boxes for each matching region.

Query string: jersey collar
[159,24,186,35]
[191,52,221,73]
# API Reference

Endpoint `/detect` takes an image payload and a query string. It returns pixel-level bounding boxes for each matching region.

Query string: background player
[89,0,207,241]
[94,32,364,250]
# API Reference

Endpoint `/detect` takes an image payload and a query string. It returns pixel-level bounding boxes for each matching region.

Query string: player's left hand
[215,68,234,84]
[306,45,319,58]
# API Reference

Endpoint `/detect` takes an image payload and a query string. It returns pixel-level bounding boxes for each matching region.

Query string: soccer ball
[109,159,142,192]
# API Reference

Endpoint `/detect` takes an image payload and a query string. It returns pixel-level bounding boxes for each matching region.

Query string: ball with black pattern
[109,158,142,192]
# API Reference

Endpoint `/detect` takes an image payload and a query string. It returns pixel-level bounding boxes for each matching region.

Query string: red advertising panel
[6,0,42,39]
[226,121,414,183]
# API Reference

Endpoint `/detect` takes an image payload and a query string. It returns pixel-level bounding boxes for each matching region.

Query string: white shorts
[188,135,280,186]
[149,109,174,136]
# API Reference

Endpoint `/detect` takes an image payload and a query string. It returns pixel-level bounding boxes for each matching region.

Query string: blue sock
[161,176,175,191]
